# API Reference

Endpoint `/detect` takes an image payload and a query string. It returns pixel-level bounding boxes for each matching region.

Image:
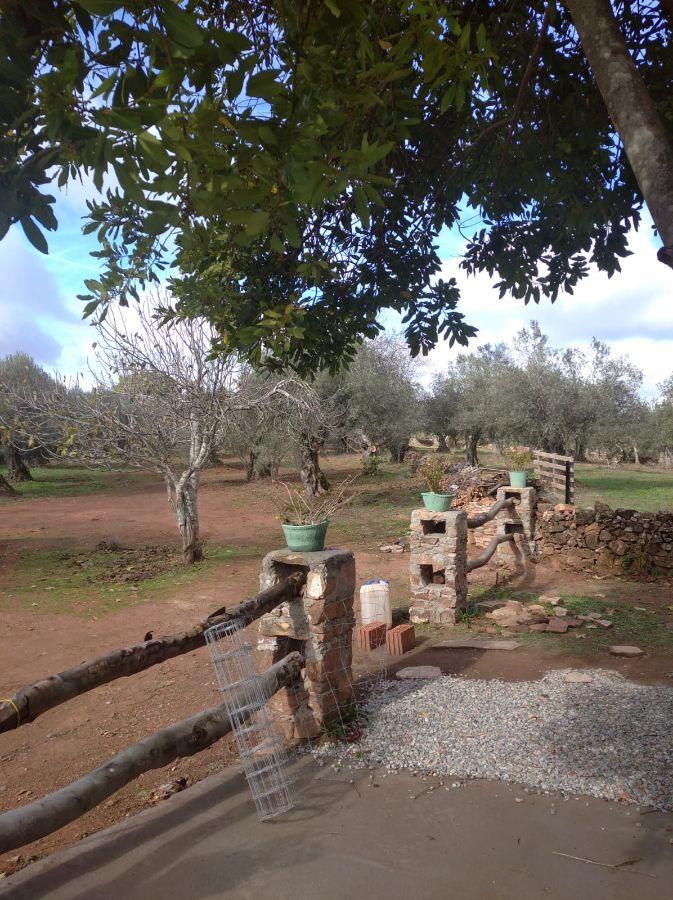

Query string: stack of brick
[409,509,468,625]
[386,623,416,655]
[257,548,356,740]
[355,621,386,651]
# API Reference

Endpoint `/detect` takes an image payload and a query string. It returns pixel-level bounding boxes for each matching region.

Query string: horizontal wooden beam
[0,572,306,735]
[0,652,304,855]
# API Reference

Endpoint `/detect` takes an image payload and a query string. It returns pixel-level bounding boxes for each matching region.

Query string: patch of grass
[0,465,147,501]
[574,464,673,513]
[521,593,673,656]
[0,543,251,616]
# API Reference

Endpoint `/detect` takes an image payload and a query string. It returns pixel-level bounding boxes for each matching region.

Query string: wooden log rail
[0,572,306,735]
[466,534,514,573]
[466,497,516,530]
[0,652,303,855]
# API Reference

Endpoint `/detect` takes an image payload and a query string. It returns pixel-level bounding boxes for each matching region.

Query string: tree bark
[0,572,306,734]
[298,432,329,497]
[0,474,17,497]
[465,434,479,467]
[389,444,409,463]
[566,0,673,268]
[6,446,32,482]
[436,434,449,452]
[168,474,203,563]
[0,652,304,855]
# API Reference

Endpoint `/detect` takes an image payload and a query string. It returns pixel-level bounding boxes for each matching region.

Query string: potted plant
[505,448,534,488]
[417,457,453,511]
[274,477,359,552]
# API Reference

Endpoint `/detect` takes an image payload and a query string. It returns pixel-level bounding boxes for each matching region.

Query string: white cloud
[428,220,673,397]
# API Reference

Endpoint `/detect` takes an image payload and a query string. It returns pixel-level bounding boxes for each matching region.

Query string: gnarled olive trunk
[0,474,16,497]
[7,446,32,483]
[298,432,329,497]
[389,443,409,463]
[465,434,479,467]
[167,474,203,564]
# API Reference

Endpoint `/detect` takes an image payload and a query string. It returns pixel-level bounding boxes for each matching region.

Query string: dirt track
[1,460,673,875]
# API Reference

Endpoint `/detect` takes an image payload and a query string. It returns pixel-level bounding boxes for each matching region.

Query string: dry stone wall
[536,501,673,574]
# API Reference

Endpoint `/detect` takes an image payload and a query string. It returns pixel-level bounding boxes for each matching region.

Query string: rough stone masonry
[409,509,468,625]
[257,547,356,740]
[536,500,673,574]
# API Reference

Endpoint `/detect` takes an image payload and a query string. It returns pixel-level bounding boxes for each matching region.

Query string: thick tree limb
[0,652,303,855]
[466,497,516,529]
[466,534,514,572]
[566,0,673,268]
[0,572,305,734]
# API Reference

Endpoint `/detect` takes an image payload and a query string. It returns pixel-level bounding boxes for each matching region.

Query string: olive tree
[5,301,305,562]
[0,353,56,482]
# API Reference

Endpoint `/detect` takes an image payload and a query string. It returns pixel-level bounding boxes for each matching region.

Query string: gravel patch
[313,669,673,809]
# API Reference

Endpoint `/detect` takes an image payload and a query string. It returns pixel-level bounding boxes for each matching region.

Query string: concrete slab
[435,639,522,650]
[2,759,671,900]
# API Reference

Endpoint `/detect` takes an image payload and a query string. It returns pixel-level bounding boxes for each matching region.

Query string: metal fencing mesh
[205,618,297,821]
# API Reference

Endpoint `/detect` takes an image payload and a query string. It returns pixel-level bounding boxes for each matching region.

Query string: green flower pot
[421,491,454,512]
[509,471,527,488]
[281,520,329,552]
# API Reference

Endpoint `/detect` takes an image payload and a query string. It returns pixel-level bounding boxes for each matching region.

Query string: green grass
[466,585,673,656]
[574,464,673,513]
[0,544,256,616]
[0,465,147,500]
[331,464,419,546]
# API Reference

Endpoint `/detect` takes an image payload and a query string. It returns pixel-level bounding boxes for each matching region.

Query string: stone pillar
[496,486,537,569]
[409,509,468,625]
[257,548,356,740]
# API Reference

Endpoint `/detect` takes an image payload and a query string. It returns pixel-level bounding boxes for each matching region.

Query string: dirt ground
[1,457,673,877]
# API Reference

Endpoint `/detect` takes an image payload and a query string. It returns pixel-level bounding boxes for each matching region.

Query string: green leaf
[76,1,123,14]
[354,187,370,229]
[324,0,341,17]
[161,2,204,49]
[91,73,117,99]
[20,217,49,254]
[247,70,284,100]
[283,218,301,249]
[225,210,270,236]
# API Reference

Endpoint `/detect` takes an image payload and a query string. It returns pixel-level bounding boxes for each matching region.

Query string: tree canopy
[2,1,672,372]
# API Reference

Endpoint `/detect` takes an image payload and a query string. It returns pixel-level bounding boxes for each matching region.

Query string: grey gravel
[313,669,673,809]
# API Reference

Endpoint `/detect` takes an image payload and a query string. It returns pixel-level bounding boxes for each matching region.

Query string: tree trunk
[566,0,673,268]
[389,444,409,463]
[202,446,221,469]
[6,446,32,483]
[168,474,203,563]
[633,445,640,465]
[0,474,17,497]
[298,433,329,497]
[465,434,479,467]
[436,434,449,452]
[245,450,258,482]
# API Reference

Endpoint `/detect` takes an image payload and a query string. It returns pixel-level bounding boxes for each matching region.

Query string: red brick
[355,621,386,651]
[386,623,416,656]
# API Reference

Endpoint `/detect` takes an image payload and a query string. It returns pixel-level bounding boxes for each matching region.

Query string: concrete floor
[2,759,672,899]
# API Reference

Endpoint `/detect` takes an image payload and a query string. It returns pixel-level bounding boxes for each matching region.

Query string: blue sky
[1,184,672,397]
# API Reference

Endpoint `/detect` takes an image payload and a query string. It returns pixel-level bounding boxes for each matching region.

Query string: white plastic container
[360,579,392,628]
